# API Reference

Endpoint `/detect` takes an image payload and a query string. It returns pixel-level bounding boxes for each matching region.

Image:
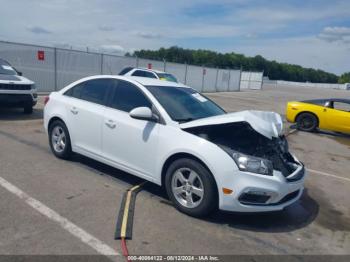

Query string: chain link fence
[0,40,263,93]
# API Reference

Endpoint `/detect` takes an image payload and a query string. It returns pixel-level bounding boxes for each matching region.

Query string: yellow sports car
[286,98,350,133]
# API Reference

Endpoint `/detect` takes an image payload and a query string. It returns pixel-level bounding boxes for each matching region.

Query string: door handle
[323,108,327,112]
[105,119,116,129]
[70,107,78,114]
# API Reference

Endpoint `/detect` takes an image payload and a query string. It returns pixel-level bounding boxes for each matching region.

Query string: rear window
[118,67,134,75]
[132,70,157,79]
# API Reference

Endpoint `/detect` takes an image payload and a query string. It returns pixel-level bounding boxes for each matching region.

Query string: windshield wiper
[174,117,195,123]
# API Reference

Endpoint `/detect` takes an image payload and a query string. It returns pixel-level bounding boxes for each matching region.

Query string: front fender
[155,127,237,195]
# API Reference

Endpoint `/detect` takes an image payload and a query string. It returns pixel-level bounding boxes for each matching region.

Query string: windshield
[145,85,225,122]
[0,59,17,76]
[156,73,178,83]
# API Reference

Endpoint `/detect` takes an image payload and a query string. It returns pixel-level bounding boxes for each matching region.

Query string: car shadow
[290,124,350,139]
[71,153,318,233]
[317,129,350,139]
[290,124,350,147]
[0,107,43,121]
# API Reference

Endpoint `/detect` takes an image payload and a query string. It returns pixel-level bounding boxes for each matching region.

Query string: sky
[0,0,349,75]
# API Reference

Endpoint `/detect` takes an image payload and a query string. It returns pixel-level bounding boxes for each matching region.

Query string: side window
[110,80,152,112]
[80,79,112,105]
[333,102,350,112]
[64,83,84,98]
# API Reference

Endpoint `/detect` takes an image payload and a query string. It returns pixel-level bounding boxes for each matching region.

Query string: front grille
[0,83,32,90]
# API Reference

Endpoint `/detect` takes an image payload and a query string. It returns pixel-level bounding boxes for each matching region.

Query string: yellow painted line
[120,190,132,238]
[120,182,146,238]
[129,184,142,192]
[0,176,119,256]
[285,129,297,137]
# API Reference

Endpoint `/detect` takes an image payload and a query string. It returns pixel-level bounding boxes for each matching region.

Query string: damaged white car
[44,75,305,217]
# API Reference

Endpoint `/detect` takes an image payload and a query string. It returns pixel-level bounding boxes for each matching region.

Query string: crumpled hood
[180,110,283,139]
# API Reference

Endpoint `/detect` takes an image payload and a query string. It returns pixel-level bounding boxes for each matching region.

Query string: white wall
[264,80,348,90]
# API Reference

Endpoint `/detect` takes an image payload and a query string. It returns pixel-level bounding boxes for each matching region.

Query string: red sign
[148,63,152,69]
[37,50,45,61]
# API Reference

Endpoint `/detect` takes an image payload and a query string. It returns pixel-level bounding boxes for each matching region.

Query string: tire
[296,112,318,132]
[23,105,33,114]
[165,158,218,217]
[48,120,72,159]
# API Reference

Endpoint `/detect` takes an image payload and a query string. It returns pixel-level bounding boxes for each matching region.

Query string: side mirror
[17,71,23,76]
[129,107,159,122]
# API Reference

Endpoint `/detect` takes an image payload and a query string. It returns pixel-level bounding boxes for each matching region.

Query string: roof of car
[119,67,168,74]
[126,76,189,88]
[142,67,166,73]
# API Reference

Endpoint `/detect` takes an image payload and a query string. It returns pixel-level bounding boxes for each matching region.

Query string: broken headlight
[232,152,273,176]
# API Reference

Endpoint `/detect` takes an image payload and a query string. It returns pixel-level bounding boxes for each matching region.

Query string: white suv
[0,59,37,113]
[119,67,178,83]
[44,75,305,217]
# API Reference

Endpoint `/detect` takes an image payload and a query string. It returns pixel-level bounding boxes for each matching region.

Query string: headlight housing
[232,151,273,176]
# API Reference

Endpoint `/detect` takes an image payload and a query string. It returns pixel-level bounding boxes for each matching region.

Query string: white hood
[0,75,34,85]
[180,110,283,139]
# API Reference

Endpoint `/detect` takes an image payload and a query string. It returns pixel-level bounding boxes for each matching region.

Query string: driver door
[325,101,350,133]
[101,79,160,181]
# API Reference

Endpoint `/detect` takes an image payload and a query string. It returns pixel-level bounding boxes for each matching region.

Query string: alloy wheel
[51,126,66,153]
[171,168,204,208]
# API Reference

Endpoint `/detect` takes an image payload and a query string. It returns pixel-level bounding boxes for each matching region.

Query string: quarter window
[110,80,151,112]
[64,83,84,98]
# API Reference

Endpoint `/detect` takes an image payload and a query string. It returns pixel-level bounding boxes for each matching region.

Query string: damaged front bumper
[219,156,306,212]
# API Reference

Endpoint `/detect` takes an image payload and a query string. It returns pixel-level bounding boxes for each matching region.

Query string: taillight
[44,96,50,105]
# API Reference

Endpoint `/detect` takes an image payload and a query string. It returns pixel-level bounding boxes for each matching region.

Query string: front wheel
[48,120,72,159]
[165,158,218,217]
[296,113,318,132]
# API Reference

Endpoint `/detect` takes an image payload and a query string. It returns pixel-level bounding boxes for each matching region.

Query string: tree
[132,47,339,83]
[338,72,350,84]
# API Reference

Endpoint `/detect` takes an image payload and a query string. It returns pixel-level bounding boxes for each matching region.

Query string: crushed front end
[184,121,306,212]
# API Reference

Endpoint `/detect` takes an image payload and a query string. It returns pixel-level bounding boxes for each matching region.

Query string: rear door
[102,79,160,180]
[325,101,350,133]
[64,79,113,156]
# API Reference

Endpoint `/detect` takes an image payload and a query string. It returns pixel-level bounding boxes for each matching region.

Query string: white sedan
[44,75,305,217]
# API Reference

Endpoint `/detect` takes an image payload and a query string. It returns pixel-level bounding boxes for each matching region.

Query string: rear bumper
[0,91,37,107]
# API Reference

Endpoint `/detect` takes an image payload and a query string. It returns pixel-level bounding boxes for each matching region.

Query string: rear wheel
[296,113,318,132]
[49,120,72,159]
[165,158,218,217]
